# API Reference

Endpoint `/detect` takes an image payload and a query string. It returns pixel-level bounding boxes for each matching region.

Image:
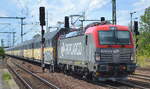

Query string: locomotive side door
[85,34,96,71]
[85,35,93,62]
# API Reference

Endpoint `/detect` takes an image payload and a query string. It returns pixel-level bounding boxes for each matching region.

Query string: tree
[140,7,150,32]
[138,7,150,58]
[0,47,5,58]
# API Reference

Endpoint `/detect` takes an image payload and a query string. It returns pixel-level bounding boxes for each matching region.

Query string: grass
[136,55,150,67]
[2,72,11,81]
[2,71,19,89]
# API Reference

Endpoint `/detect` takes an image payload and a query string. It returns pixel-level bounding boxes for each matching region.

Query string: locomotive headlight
[131,55,134,61]
[95,53,100,61]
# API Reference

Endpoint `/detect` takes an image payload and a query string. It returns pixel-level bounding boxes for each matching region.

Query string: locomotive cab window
[99,30,130,45]
[99,31,115,45]
[116,31,130,45]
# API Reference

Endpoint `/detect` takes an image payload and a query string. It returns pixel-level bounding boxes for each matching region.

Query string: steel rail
[130,75,150,81]
[13,62,60,89]
[134,73,150,79]
[7,64,33,89]
[96,82,119,89]
[117,80,149,89]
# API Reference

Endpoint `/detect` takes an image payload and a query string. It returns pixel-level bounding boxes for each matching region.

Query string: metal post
[130,12,136,63]
[41,26,45,72]
[39,7,46,72]
[1,39,4,47]
[130,13,133,32]
[21,18,24,57]
[112,0,117,25]
[13,32,15,46]
[130,12,136,33]
[7,39,10,47]
[46,11,48,31]
[21,18,23,43]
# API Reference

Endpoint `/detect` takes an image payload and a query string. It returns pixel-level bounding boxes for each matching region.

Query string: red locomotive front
[85,24,136,81]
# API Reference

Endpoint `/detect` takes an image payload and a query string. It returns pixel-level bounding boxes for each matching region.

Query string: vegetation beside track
[136,7,150,67]
[0,47,5,58]
[2,72,11,81]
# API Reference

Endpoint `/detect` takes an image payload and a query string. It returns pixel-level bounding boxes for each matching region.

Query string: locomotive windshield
[99,30,130,45]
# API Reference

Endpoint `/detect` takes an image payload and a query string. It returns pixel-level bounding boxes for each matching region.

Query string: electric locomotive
[57,19,136,81]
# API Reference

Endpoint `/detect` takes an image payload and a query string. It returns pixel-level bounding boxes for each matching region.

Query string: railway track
[89,81,120,89]
[7,61,60,89]
[137,67,150,71]
[90,79,146,89]
[120,73,150,89]
[132,73,150,81]
[115,73,150,89]
[117,80,149,89]
[7,57,120,89]
[100,81,131,89]
[7,63,33,89]
[7,56,150,89]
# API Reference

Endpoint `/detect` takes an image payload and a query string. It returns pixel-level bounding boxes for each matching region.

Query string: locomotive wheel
[64,66,69,74]
[49,65,54,72]
[84,72,92,80]
[88,72,93,80]
[92,72,98,82]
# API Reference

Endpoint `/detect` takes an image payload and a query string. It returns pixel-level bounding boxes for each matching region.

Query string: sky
[0,0,150,46]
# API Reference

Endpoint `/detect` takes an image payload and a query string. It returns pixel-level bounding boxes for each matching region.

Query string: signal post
[39,7,46,72]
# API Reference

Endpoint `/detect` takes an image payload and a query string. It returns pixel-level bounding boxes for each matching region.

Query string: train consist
[6,17,136,81]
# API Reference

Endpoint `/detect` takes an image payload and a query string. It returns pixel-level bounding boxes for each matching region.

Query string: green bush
[136,56,146,67]
[2,72,11,81]
[0,47,5,58]
[136,7,150,67]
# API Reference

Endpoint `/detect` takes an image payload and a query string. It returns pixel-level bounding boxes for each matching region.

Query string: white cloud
[117,0,150,26]
[133,0,150,12]
[11,0,30,8]
[0,11,8,17]
[10,0,112,26]
[117,10,130,26]
[133,0,150,7]
[89,0,110,11]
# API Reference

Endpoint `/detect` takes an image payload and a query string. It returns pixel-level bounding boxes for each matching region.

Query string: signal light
[64,16,69,28]
[39,7,46,26]
[134,21,140,35]
[101,17,105,21]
